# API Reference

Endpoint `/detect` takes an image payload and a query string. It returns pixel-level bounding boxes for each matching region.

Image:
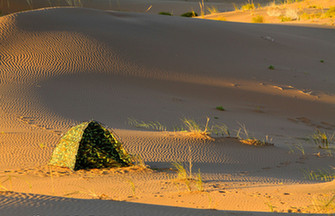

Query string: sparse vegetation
[268,65,275,70]
[159,12,172,16]
[323,6,335,18]
[131,155,147,168]
[128,117,230,139]
[182,117,210,136]
[126,178,136,196]
[241,3,255,11]
[196,169,204,191]
[0,175,32,192]
[252,15,264,23]
[181,11,198,17]
[294,143,305,156]
[207,6,219,14]
[304,168,335,182]
[280,16,294,22]
[320,59,324,63]
[216,106,225,111]
[312,129,334,149]
[266,201,276,212]
[127,118,167,131]
[172,162,192,191]
[236,123,273,146]
[215,16,227,21]
[311,193,335,214]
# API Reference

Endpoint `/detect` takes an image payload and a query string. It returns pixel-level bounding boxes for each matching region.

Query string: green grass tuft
[216,106,225,111]
[268,65,275,70]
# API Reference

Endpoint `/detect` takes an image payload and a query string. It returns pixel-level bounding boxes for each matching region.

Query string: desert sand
[0,0,335,215]
[203,0,335,27]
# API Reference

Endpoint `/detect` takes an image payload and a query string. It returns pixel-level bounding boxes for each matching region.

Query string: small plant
[294,143,305,156]
[159,12,172,16]
[279,16,294,22]
[172,162,192,191]
[211,123,230,137]
[26,0,33,9]
[311,193,335,213]
[252,15,264,23]
[127,118,167,131]
[266,201,276,212]
[215,16,227,21]
[145,5,152,12]
[172,162,188,179]
[131,155,147,168]
[241,3,255,11]
[268,65,275,70]
[236,122,250,139]
[207,6,219,14]
[233,3,239,11]
[322,6,335,18]
[0,175,32,192]
[128,117,230,139]
[182,117,211,139]
[236,123,273,146]
[320,59,324,63]
[304,168,335,182]
[181,11,198,17]
[312,129,334,149]
[216,106,225,111]
[196,169,204,191]
[64,189,109,199]
[49,166,55,194]
[126,178,136,196]
[199,0,205,17]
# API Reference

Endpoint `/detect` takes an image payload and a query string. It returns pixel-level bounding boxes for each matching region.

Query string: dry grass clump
[239,138,272,146]
[128,117,230,140]
[312,129,334,149]
[241,3,255,11]
[323,6,335,18]
[252,15,264,23]
[236,123,273,146]
[181,117,212,140]
[172,161,204,192]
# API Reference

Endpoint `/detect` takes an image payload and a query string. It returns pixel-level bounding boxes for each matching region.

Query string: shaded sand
[0,7,335,215]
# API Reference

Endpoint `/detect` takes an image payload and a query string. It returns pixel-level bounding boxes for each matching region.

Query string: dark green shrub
[181,11,198,17]
[159,12,172,16]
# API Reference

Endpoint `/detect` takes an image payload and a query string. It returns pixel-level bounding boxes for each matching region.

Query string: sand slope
[0,7,335,214]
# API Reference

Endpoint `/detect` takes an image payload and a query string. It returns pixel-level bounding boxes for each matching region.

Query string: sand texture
[0,5,335,215]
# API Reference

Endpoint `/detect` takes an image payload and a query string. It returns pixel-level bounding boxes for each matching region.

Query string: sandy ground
[0,2,335,215]
[202,0,335,27]
[0,0,275,15]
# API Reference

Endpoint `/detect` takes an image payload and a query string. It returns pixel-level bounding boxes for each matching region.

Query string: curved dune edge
[0,7,335,214]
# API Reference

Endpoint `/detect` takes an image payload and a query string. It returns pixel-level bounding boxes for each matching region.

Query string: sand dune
[0,6,335,215]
